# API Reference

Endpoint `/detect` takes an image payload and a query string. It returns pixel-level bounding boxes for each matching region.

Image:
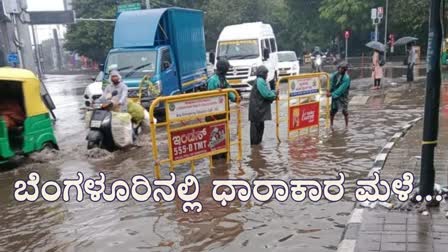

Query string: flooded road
[0,74,426,251]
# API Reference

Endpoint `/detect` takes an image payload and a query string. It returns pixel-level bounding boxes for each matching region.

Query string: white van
[215,22,278,92]
[275,51,300,78]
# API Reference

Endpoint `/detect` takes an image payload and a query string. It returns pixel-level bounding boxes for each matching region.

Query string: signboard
[377,7,384,19]
[29,11,75,25]
[344,31,350,40]
[289,78,319,97]
[170,122,227,161]
[7,53,19,64]
[371,8,377,20]
[289,102,320,131]
[117,3,142,13]
[168,95,227,119]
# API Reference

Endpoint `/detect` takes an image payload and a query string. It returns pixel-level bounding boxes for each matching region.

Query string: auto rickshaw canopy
[0,67,48,117]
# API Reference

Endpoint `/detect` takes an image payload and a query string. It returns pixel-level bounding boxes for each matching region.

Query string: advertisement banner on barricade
[276,73,331,142]
[288,102,320,132]
[170,122,227,162]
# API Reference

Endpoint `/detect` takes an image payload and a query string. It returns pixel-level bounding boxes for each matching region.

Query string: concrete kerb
[336,116,423,252]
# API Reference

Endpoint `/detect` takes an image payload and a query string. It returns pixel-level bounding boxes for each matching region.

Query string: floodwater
[0,73,426,251]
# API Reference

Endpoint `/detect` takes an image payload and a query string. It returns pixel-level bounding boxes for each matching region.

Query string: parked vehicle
[275,51,300,79]
[83,71,104,108]
[103,8,208,110]
[0,68,58,163]
[215,22,278,93]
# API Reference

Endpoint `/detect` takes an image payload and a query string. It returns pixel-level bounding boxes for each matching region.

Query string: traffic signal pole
[419,0,443,198]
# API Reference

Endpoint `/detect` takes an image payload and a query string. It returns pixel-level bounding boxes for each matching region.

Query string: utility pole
[383,0,389,61]
[146,0,150,9]
[53,28,62,71]
[31,25,43,78]
[419,0,443,198]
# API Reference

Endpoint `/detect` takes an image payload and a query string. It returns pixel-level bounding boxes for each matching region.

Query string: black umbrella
[394,36,418,46]
[365,41,385,52]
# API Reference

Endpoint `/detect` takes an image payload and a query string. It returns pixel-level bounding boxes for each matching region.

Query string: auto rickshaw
[0,68,58,163]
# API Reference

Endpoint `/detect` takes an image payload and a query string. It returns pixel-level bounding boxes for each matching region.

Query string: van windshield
[105,51,157,79]
[278,52,297,62]
[218,40,259,60]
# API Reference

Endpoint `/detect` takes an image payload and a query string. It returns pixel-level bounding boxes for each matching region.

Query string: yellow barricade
[149,89,242,179]
[275,72,331,142]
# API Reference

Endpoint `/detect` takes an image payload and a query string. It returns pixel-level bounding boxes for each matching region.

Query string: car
[83,71,104,108]
[275,51,300,79]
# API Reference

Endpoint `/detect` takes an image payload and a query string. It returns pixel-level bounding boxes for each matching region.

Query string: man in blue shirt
[249,65,278,145]
[327,62,350,129]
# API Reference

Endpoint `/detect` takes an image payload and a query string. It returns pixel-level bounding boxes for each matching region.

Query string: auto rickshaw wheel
[40,142,56,152]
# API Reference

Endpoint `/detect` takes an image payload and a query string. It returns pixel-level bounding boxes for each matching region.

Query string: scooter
[311,54,325,73]
[86,92,117,151]
[86,91,141,151]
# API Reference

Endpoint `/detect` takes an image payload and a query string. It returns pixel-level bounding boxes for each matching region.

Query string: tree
[64,0,117,62]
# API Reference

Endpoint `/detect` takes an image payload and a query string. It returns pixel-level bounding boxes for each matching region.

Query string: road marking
[348,208,364,224]
[349,95,369,105]
[402,124,412,130]
[392,132,403,139]
[368,167,382,177]
[337,239,356,252]
[383,142,394,149]
[375,153,387,162]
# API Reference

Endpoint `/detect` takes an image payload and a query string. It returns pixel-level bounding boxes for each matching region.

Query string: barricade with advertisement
[275,73,331,142]
[149,90,242,179]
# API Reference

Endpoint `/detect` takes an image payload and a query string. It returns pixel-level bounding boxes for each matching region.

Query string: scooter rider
[100,70,128,112]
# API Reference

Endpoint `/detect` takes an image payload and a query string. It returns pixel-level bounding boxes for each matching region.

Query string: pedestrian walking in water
[371,49,383,89]
[327,62,351,129]
[206,59,238,159]
[249,65,278,145]
[406,42,416,82]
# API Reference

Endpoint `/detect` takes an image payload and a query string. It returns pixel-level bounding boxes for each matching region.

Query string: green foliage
[64,0,116,62]
[64,0,432,62]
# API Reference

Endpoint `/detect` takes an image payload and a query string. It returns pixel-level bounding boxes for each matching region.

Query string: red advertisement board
[170,122,227,161]
[289,102,320,131]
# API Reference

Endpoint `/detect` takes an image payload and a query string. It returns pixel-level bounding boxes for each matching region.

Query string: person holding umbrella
[394,37,418,82]
[372,49,384,89]
[365,41,385,90]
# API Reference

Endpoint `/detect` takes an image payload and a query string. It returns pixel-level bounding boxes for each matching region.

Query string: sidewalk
[339,81,448,252]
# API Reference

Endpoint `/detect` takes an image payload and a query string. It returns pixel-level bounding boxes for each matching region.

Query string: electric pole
[419,0,443,198]
[383,0,389,61]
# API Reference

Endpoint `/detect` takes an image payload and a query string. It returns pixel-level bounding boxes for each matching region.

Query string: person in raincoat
[248,65,278,145]
[406,42,416,82]
[327,62,351,129]
[207,59,237,103]
[371,49,383,89]
[100,69,128,112]
[206,59,238,159]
